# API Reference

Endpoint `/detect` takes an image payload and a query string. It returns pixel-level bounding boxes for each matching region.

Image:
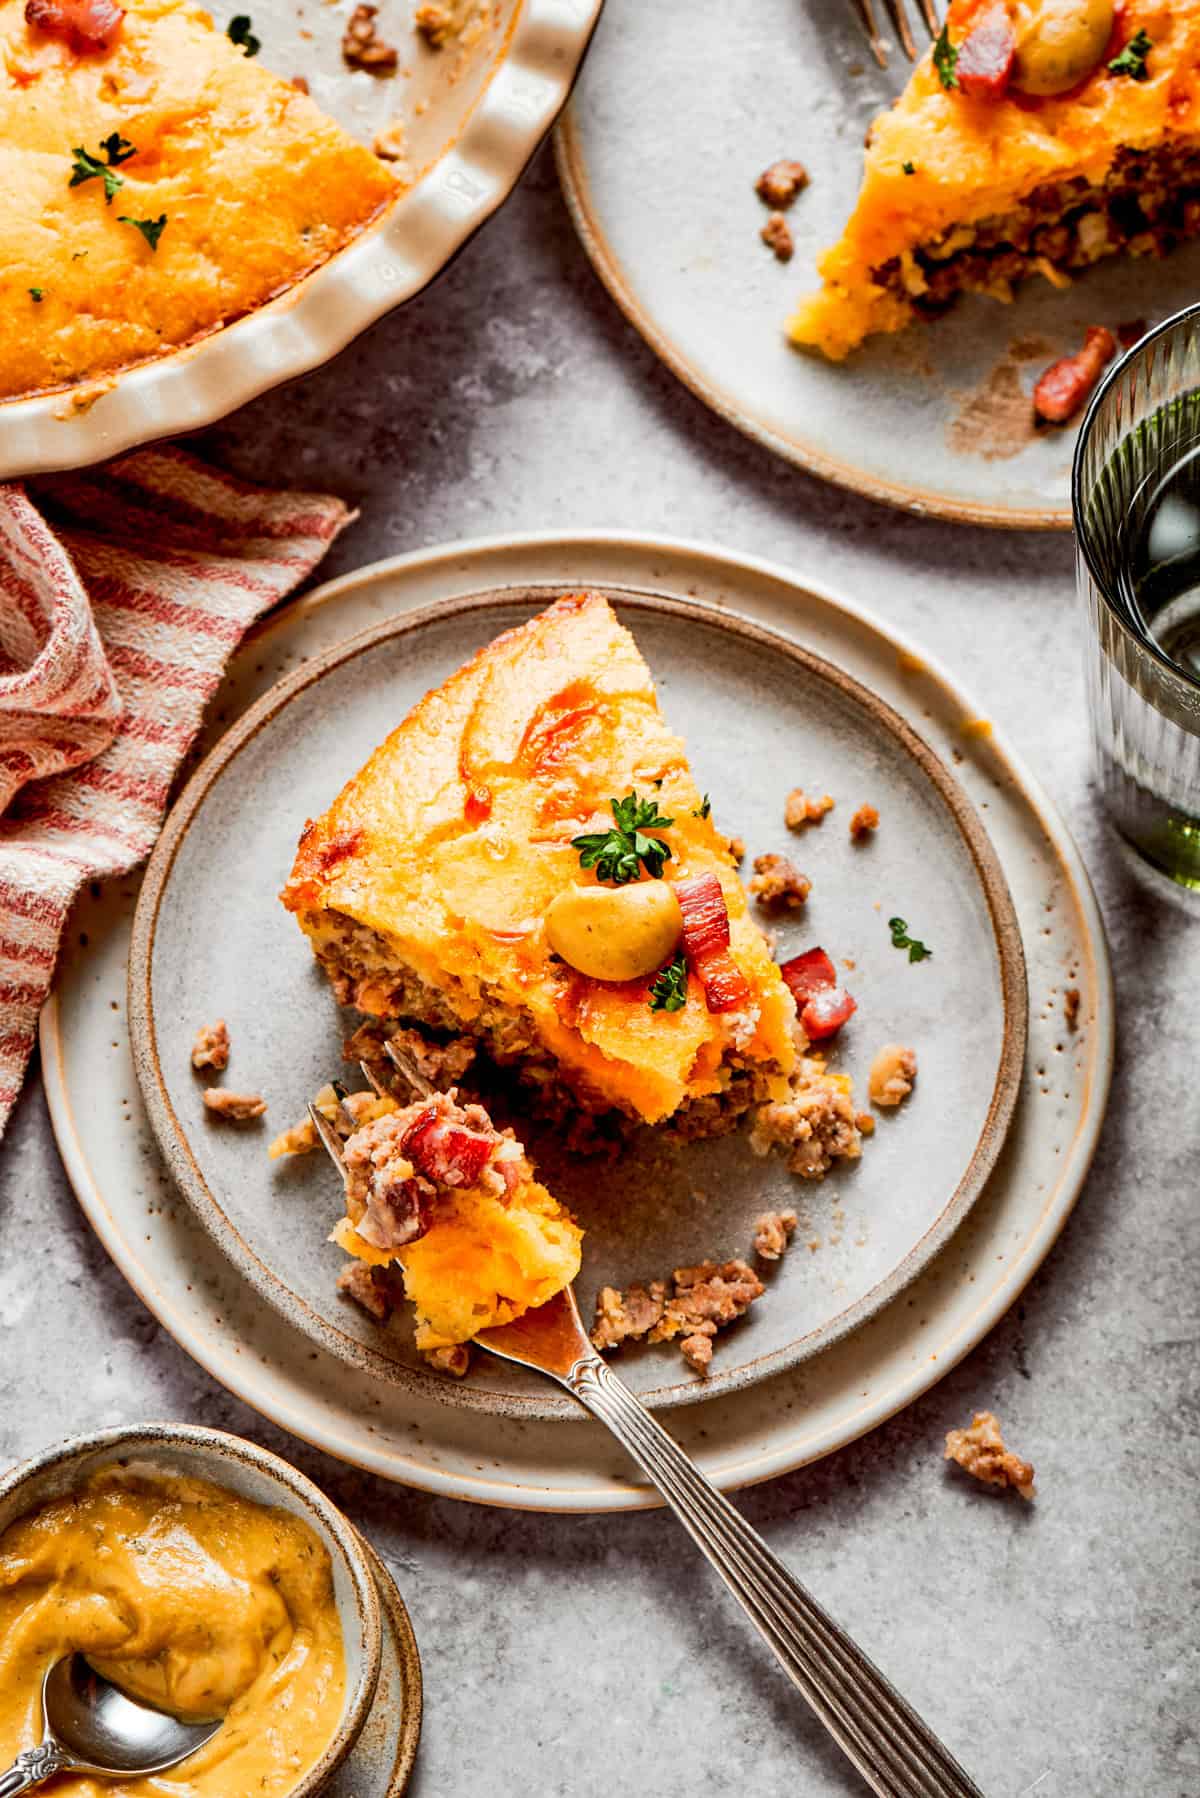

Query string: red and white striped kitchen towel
[0,446,355,1140]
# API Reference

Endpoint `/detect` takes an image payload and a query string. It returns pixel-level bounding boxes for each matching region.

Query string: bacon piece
[25,0,124,49]
[400,1103,494,1187]
[800,985,857,1040]
[955,5,1016,98]
[1033,327,1118,425]
[675,872,752,1014]
[778,946,837,1004]
[778,946,856,1041]
[464,785,492,824]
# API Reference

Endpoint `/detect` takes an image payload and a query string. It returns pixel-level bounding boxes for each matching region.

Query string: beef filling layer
[876,143,1200,313]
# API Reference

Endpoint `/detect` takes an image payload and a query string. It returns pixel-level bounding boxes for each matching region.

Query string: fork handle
[565,1354,985,1798]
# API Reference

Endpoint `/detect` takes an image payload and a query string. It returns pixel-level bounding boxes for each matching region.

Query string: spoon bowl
[44,1654,222,1776]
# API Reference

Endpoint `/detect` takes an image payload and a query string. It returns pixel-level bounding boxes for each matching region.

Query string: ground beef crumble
[591,1258,767,1376]
[342,4,398,69]
[753,1209,798,1261]
[749,852,811,910]
[944,1411,1036,1500]
[750,1058,864,1178]
[414,0,453,43]
[784,788,834,829]
[727,835,746,864]
[761,213,794,262]
[756,159,809,208]
[869,1044,917,1108]
[191,1020,229,1071]
[849,803,879,841]
[424,1343,471,1377]
[337,1262,394,1322]
[203,1089,266,1120]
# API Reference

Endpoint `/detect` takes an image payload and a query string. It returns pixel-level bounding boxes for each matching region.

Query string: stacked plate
[42,533,1114,1511]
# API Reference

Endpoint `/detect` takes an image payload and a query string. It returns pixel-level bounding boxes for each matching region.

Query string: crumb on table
[342,4,398,70]
[849,803,879,841]
[191,1019,229,1072]
[869,1044,917,1108]
[1064,987,1081,1031]
[761,212,794,262]
[944,1411,1036,1500]
[203,1088,266,1121]
[784,788,834,830]
[749,852,811,910]
[753,1209,798,1261]
[755,159,809,207]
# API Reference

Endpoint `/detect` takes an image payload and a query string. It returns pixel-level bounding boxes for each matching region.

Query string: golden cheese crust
[282,592,798,1126]
[0,0,398,400]
[789,0,1200,358]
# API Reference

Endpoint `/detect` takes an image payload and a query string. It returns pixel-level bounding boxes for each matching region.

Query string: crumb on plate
[414,1,453,44]
[424,1343,472,1377]
[342,4,398,70]
[753,1208,798,1261]
[191,1019,229,1072]
[750,1058,864,1177]
[591,1258,767,1376]
[1064,987,1081,1031]
[203,1088,266,1121]
[869,1043,917,1108]
[944,1411,1035,1500]
[784,788,834,829]
[849,802,879,840]
[749,852,811,910]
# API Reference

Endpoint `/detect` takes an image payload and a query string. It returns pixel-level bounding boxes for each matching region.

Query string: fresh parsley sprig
[648,949,688,1013]
[1108,28,1152,79]
[888,916,933,963]
[227,13,261,54]
[932,23,958,90]
[572,791,674,885]
[120,214,168,252]
[692,794,712,820]
[29,288,44,303]
[70,139,134,204]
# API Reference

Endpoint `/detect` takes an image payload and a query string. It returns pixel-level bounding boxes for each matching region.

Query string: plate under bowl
[128,584,1026,1421]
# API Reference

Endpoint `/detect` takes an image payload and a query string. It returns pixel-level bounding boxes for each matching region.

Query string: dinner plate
[41,531,1112,1508]
[0,0,603,480]
[127,587,1025,1420]
[554,0,1200,528]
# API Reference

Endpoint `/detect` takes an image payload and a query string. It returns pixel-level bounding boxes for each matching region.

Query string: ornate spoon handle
[566,1353,985,1798]
[0,1743,71,1796]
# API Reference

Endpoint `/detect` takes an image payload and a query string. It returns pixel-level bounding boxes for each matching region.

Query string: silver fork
[311,1052,985,1798]
[855,0,941,66]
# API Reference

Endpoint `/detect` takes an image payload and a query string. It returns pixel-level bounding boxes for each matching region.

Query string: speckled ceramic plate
[127,584,1025,1421]
[0,0,603,479]
[555,0,1200,528]
[41,532,1112,1507]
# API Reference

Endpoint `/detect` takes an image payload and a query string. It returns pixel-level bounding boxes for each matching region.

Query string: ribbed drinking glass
[1075,302,1200,888]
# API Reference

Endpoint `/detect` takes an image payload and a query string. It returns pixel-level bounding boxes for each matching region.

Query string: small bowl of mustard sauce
[0,1422,384,1798]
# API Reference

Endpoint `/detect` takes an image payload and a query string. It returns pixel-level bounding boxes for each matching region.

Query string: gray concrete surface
[2,144,1197,1796]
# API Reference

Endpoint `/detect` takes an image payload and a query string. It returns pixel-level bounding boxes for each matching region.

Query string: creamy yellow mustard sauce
[0,1469,345,1797]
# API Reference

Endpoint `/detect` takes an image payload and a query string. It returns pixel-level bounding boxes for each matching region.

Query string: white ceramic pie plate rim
[39,531,1114,1511]
[0,0,604,480]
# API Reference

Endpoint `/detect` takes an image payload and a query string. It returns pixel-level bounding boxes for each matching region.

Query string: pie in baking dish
[281,592,798,1132]
[789,0,1200,359]
[1,0,397,401]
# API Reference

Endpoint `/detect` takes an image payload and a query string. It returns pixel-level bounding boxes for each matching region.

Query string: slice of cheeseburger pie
[281,592,798,1133]
[789,0,1200,360]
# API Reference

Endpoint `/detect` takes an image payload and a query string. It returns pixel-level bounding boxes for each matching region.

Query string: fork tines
[856,0,940,65]
[307,1100,348,1173]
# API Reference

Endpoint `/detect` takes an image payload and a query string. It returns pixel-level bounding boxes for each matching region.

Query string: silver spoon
[0,1654,222,1794]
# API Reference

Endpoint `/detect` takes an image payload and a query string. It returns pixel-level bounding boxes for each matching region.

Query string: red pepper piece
[955,5,1016,97]
[25,0,124,49]
[1033,327,1118,424]
[675,872,752,1013]
[800,985,858,1041]
[401,1105,494,1187]
[778,946,838,1004]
